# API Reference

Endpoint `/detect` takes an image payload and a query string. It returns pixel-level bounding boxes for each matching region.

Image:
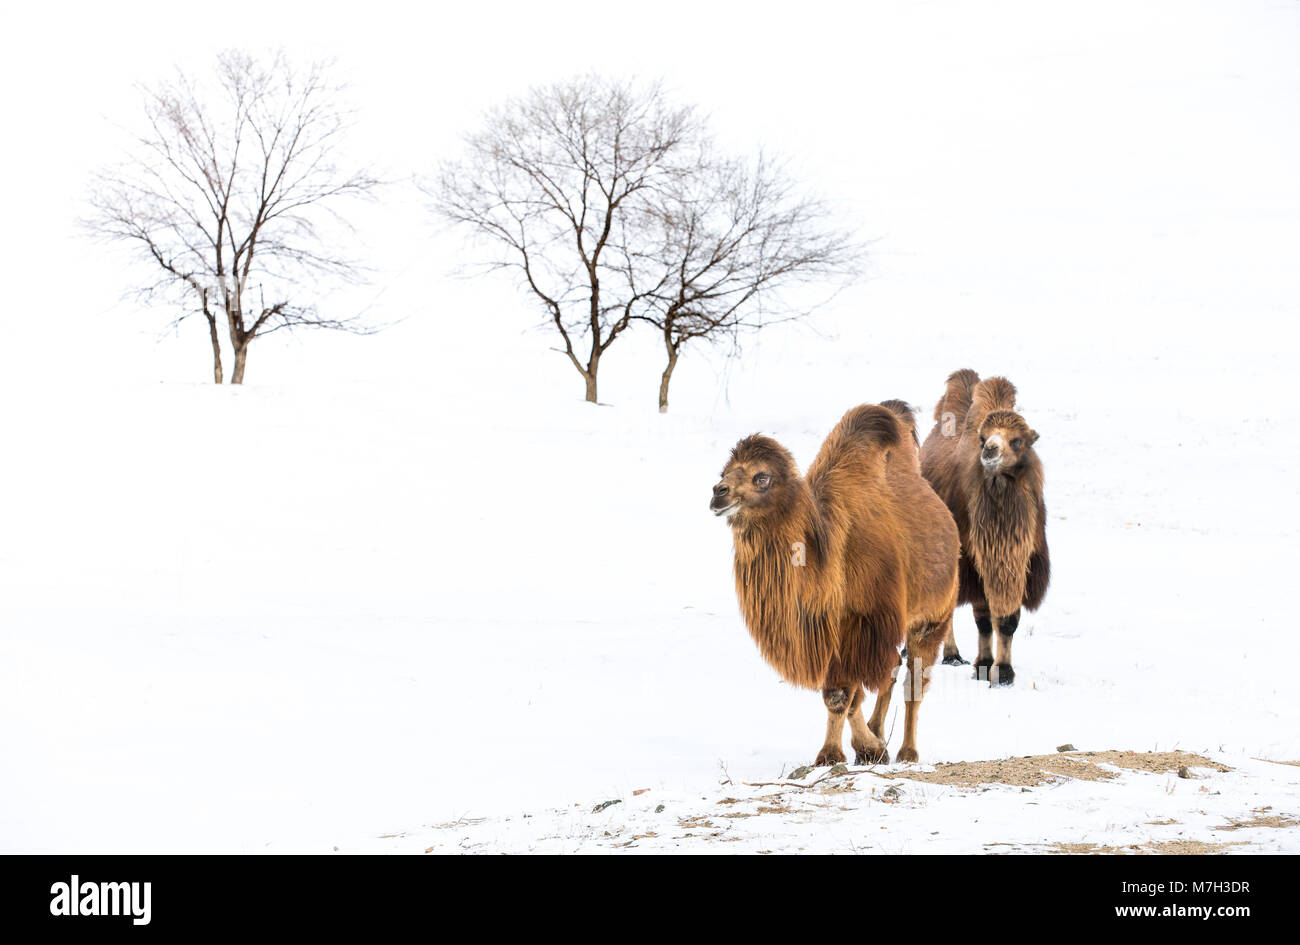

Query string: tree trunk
[231,343,249,384]
[658,343,679,413]
[207,317,224,384]
[583,350,599,403]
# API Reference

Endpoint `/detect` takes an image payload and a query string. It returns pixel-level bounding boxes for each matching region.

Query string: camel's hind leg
[941,622,968,665]
[814,685,851,766]
[848,685,890,765]
[972,602,994,682]
[897,618,947,763]
[863,655,904,759]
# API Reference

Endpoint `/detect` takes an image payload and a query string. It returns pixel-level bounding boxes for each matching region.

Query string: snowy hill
[1,0,1298,853]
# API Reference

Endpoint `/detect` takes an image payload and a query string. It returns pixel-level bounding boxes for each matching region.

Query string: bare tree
[623,152,860,412]
[432,75,859,409]
[432,76,700,403]
[87,50,380,383]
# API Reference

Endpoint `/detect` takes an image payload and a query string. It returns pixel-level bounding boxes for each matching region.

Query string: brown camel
[919,370,1050,685]
[711,402,959,764]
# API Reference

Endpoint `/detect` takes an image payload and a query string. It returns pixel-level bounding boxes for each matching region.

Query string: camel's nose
[710,483,733,513]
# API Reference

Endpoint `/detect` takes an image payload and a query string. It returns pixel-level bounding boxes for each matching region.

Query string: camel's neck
[729,480,837,690]
[733,480,823,572]
[966,459,1039,550]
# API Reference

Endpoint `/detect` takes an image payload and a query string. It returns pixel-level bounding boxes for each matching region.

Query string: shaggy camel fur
[712,402,959,764]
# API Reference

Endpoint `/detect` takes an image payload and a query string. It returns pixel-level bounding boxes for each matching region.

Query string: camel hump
[974,376,1018,413]
[839,404,903,449]
[879,399,919,447]
[935,368,980,421]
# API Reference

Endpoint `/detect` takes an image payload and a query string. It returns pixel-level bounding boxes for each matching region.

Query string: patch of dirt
[895,754,1115,787]
[1042,839,1245,855]
[1256,759,1300,768]
[1084,750,1231,774]
[891,751,1228,788]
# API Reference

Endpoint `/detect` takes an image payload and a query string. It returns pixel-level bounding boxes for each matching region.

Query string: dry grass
[1214,809,1300,831]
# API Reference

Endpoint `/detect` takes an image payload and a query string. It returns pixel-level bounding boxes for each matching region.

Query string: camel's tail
[934,369,980,422]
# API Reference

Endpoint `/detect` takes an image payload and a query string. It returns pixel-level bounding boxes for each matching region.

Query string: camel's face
[712,459,780,521]
[977,410,1038,478]
[713,435,794,523]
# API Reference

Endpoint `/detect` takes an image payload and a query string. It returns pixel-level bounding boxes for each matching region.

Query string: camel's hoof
[973,659,994,682]
[943,653,969,666]
[854,747,890,766]
[896,747,919,763]
[814,748,846,767]
[992,663,1016,686]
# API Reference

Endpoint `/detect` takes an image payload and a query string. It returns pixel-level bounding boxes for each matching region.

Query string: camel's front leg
[814,685,850,766]
[991,608,1020,686]
[898,618,946,763]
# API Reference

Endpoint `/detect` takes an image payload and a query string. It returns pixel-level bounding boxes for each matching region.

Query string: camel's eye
[1011,438,1023,450]
[979,436,986,447]
[753,473,771,489]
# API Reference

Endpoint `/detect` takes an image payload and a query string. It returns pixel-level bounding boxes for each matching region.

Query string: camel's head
[976,409,1039,478]
[712,434,798,525]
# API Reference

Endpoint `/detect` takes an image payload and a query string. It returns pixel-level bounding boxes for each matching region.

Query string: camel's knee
[822,686,850,713]
[997,609,1021,635]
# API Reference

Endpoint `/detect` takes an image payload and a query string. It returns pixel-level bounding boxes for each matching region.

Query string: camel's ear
[1027,429,1040,447]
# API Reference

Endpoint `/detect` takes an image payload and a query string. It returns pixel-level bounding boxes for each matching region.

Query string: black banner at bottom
[1,853,1283,933]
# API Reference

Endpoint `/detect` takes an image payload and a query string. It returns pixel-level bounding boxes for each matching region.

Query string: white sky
[1,0,1297,397]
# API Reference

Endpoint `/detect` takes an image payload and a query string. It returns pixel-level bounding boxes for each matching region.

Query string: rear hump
[974,376,1017,413]
[840,404,903,449]
[879,399,919,447]
[935,369,980,422]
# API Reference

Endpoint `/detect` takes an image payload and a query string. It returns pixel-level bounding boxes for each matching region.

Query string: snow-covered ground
[1,1,1298,853]
[363,753,1300,855]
